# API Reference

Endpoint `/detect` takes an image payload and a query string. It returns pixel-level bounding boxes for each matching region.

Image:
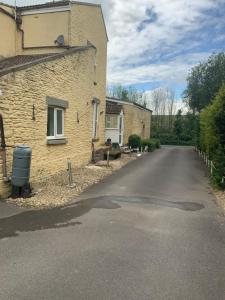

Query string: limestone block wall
[70,4,107,149]
[20,4,108,149]
[123,104,151,145]
[0,47,106,199]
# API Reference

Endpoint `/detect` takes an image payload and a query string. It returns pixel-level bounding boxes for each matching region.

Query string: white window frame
[47,107,64,139]
[92,102,99,139]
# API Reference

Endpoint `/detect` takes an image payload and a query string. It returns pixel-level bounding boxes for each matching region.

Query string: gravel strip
[6,153,138,209]
[213,189,225,214]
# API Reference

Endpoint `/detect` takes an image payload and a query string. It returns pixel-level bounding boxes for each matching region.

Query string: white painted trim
[106,98,152,113]
[47,107,64,139]
[106,98,134,107]
[21,6,71,16]
[92,102,99,139]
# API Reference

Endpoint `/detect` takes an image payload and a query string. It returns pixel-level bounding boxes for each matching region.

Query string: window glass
[106,115,118,128]
[57,109,63,135]
[47,107,54,136]
[106,116,111,128]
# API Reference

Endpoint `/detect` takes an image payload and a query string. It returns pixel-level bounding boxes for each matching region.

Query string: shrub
[151,138,161,149]
[200,84,225,188]
[128,134,141,148]
[141,139,159,152]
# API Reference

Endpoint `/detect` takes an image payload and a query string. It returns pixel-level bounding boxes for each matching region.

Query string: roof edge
[71,1,101,7]
[0,1,14,8]
[106,97,152,113]
[0,6,15,20]
[0,45,94,77]
[17,1,70,10]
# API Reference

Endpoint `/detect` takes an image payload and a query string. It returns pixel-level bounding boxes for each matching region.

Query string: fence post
[107,150,110,167]
[67,159,76,188]
[210,160,213,176]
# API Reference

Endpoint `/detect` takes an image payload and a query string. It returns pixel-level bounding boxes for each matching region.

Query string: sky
[100,0,225,101]
[4,0,225,106]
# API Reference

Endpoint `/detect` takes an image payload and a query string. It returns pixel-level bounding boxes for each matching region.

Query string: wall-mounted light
[77,112,80,123]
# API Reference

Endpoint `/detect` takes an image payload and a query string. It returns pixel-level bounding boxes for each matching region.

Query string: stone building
[0,1,107,198]
[105,97,152,146]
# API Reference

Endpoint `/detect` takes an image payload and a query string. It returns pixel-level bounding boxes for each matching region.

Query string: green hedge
[128,135,161,152]
[153,133,194,146]
[142,139,161,152]
[200,84,225,188]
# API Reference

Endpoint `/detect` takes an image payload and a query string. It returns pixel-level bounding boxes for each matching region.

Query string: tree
[110,85,129,101]
[108,85,147,107]
[166,89,176,131]
[184,52,225,112]
[174,109,183,143]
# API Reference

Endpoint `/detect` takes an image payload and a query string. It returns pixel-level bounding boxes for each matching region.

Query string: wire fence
[196,147,225,184]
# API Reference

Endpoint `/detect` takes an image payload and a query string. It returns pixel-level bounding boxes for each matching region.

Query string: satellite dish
[54,35,65,46]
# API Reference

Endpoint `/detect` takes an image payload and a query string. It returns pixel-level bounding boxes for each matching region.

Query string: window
[92,101,99,139]
[106,115,118,129]
[47,107,64,138]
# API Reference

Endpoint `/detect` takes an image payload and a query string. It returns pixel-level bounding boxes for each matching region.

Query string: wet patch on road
[0,198,120,239]
[0,195,204,240]
[90,195,205,212]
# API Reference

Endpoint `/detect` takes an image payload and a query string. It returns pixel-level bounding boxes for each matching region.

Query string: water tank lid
[16,144,30,148]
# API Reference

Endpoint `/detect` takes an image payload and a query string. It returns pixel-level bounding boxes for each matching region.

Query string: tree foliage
[184,52,225,112]
[108,85,147,107]
[152,110,197,146]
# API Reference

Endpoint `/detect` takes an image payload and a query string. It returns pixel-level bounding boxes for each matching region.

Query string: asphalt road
[1,146,225,300]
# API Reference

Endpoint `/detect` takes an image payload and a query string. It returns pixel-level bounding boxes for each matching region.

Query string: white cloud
[99,0,222,86]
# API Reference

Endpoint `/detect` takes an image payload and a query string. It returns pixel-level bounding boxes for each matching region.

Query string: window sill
[105,128,119,130]
[92,138,99,142]
[47,138,68,145]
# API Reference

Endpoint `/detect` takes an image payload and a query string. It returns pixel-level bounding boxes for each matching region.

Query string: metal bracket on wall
[32,104,36,121]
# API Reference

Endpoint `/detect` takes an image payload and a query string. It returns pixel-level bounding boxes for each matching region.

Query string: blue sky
[4,0,225,103]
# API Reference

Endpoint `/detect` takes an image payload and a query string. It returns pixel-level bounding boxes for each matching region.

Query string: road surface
[0,146,225,300]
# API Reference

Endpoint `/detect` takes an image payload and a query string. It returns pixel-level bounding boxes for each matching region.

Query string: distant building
[105,97,152,146]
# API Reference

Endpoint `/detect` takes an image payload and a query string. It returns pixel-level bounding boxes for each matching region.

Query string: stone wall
[0,47,106,198]
[123,104,151,145]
